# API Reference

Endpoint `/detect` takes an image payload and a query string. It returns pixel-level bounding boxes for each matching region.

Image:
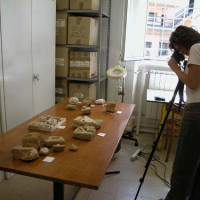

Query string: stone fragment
[11,146,39,161]
[69,144,79,151]
[73,125,96,140]
[22,132,43,150]
[73,116,102,129]
[66,104,76,110]
[69,97,79,105]
[39,147,49,156]
[95,99,105,105]
[52,144,66,152]
[82,97,92,106]
[94,119,103,129]
[28,115,66,132]
[44,136,65,147]
[81,106,91,115]
[106,102,116,113]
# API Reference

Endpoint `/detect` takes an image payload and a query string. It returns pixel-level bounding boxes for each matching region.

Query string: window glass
[144,0,200,60]
[123,0,200,61]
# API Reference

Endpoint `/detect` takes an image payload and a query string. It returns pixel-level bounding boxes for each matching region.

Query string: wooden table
[0,99,135,200]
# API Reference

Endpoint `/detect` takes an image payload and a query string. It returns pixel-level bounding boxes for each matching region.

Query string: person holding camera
[159,26,200,200]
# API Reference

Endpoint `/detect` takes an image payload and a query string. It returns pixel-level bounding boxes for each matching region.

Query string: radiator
[146,70,178,119]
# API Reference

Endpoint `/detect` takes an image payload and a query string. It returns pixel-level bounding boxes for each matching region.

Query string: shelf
[56,76,107,83]
[56,0,111,100]
[56,44,102,51]
[56,10,109,18]
[56,44,107,51]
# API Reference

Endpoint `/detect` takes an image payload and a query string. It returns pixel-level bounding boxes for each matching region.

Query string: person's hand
[168,57,180,72]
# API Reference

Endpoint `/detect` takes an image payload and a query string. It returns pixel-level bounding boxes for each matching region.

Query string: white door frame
[0,4,6,182]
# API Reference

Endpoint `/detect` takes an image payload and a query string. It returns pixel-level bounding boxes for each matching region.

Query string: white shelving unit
[56,0,111,99]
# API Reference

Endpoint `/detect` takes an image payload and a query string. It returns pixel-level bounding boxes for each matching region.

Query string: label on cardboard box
[70,61,89,67]
[74,93,84,98]
[71,26,87,38]
[56,58,65,66]
[56,19,66,27]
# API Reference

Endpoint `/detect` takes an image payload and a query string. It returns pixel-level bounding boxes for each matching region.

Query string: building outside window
[144,0,200,60]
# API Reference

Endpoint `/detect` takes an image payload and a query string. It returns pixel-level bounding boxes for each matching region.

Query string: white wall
[107,0,127,101]
[107,1,173,134]
[107,0,145,104]
[0,16,6,183]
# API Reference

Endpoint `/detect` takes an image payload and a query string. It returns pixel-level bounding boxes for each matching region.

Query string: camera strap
[177,60,187,111]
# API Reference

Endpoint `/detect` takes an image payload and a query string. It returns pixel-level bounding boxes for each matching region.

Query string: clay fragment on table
[39,147,49,156]
[82,97,92,106]
[52,144,66,152]
[69,144,79,151]
[22,132,43,150]
[106,102,116,113]
[73,125,96,141]
[69,97,79,105]
[11,146,39,161]
[44,136,65,147]
[95,99,105,105]
[73,116,102,129]
[66,104,76,110]
[81,106,91,115]
[28,115,66,132]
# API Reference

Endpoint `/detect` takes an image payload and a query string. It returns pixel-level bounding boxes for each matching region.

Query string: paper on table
[58,126,66,129]
[97,133,106,137]
[43,156,55,163]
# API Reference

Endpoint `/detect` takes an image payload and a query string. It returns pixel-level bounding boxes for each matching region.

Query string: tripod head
[171,50,186,112]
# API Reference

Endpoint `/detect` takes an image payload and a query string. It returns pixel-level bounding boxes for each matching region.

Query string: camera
[171,50,185,63]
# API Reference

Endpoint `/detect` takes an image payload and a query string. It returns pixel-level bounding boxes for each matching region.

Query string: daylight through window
[144,0,200,60]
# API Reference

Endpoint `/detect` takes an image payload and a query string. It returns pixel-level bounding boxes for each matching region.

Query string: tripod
[134,57,186,199]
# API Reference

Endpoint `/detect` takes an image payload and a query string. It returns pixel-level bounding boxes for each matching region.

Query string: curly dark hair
[169,25,200,50]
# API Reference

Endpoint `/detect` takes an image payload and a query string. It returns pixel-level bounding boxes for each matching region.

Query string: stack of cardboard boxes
[55,0,100,102]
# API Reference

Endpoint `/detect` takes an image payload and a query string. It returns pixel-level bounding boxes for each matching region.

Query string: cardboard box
[56,47,69,77]
[69,51,97,78]
[55,95,65,103]
[56,79,68,97]
[57,0,69,10]
[68,17,98,45]
[70,0,99,10]
[56,13,68,44]
[69,82,96,99]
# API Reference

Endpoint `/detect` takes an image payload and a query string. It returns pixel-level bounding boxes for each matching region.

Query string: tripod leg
[134,79,182,200]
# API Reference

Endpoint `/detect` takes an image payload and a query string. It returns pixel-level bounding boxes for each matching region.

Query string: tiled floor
[0,132,177,200]
[75,132,176,200]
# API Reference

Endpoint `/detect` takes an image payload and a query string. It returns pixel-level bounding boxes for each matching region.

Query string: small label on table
[58,126,66,129]
[97,133,106,137]
[116,111,122,114]
[43,156,55,163]
[90,105,95,107]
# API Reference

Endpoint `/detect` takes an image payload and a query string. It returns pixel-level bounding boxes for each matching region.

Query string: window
[123,0,200,61]
[158,42,168,56]
[148,12,155,23]
[122,0,148,60]
[146,42,152,48]
[144,0,200,60]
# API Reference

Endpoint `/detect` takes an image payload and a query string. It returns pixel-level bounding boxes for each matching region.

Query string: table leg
[53,181,64,200]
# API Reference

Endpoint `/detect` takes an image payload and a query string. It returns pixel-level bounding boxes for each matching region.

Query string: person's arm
[168,58,200,90]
